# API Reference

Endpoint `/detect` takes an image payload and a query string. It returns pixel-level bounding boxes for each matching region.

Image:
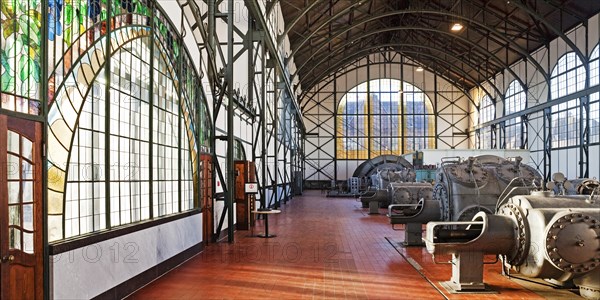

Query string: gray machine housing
[424,190,600,299]
[388,155,541,246]
[434,155,542,222]
[357,155,419,212]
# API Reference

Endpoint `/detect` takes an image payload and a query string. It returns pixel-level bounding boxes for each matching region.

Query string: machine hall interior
[0,0,599,299]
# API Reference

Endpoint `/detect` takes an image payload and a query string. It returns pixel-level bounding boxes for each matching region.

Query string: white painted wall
[50,214,202,299]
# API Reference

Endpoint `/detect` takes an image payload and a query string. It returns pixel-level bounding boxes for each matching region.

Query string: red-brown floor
[129,191,560,299]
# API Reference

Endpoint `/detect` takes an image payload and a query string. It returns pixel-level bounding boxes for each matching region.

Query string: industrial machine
[360,168,423,214]
[423,178,600,299]
[434,155,541,222]
[388,155,542,246]
[353,155,415,180]
[550,173,600,196]
[361,169,420,210]
[355,155,417,210]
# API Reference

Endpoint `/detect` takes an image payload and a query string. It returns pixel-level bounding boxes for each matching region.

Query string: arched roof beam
[300,43,502,105]
[294,26,528,93]
[277,0,368,45]
[300,47,495,109]
[286,9,550,87]
[456,0,544,41]
[280,1,364,47]
[510,0,588,66]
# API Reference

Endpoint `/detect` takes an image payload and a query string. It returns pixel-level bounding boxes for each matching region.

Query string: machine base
[368,201,380,214]
[403,223,425,246]
[401,241,425,247]
[440,281,497,294]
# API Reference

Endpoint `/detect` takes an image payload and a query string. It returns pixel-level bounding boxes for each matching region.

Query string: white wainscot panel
[51,214,202,299]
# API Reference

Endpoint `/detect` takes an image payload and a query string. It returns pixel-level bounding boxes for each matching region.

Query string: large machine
[355,155,425,214]
[434,155,542,222]
[388,155,542,245]
[423,180,600,299]
[551,173,600,196]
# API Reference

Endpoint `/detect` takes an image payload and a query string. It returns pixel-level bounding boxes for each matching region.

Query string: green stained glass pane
[65,27,72,46]
[173,42,179,58]
[33,58,40,82]
[1,72,15,93]
[1,50,9,70]
[65,4,73,24]
[18,55,30,82]
[0,0,41,112]
[78,3,87,24]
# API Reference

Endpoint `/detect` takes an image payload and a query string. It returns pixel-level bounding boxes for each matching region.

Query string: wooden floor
[129,190,568,299]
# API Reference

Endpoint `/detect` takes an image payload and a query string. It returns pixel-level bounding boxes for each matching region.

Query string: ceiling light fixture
[451,22,464,31]
[416,66,424,72]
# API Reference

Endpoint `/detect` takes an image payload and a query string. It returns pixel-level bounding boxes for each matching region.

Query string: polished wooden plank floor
[130,191,553,299]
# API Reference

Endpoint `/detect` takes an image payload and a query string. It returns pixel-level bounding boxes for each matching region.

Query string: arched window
[46,4,206,241]
[550,52,586,99]
[504,81,526,149]
[549,52,588,149]
[336,79,434,159]
[591,44,599,143]
[478,95,495,148]
[591,45,599,87]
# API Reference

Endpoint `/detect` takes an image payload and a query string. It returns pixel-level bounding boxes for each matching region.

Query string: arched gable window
[336,79,434,159]
[504,81,526,149]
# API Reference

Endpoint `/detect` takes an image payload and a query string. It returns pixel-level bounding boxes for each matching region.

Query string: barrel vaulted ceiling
[278,0,600,105]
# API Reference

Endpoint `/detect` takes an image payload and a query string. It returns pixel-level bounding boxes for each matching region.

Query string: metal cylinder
[425,212,516,256]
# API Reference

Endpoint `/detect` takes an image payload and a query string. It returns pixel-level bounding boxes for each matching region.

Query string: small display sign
[245,183,258,194]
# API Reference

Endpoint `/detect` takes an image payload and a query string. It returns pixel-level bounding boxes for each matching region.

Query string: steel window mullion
[104,0,113,230]
[148,2,156,219]
[177,35,183,214]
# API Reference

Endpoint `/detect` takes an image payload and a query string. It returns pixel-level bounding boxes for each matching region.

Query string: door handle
[2,255,14,263]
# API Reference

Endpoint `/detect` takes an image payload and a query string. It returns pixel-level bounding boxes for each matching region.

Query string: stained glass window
[0,0,43,114]
[47,0,207,241]
[336,79,435,159]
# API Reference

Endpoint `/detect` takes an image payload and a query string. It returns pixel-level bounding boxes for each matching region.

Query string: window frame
[336,79,435,159]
